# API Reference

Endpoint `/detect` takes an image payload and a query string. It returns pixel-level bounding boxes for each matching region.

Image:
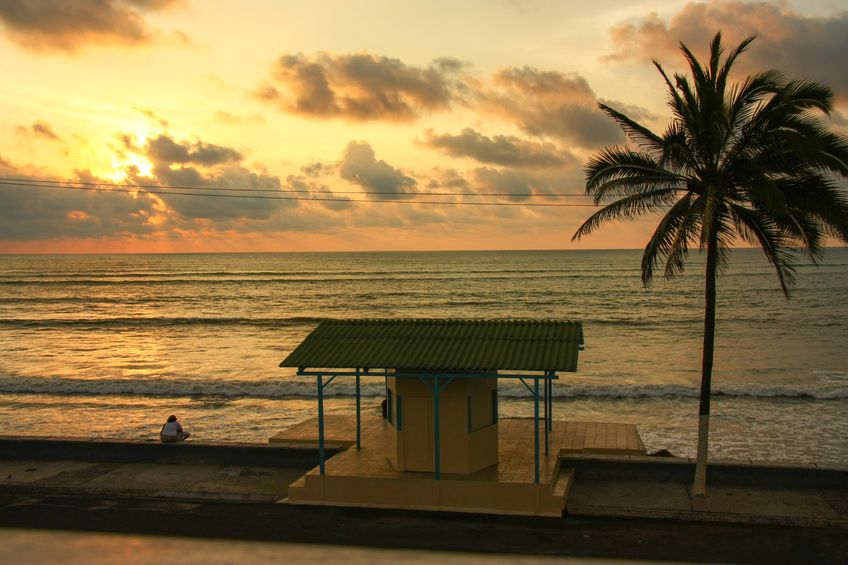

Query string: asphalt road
[1,494,845,564]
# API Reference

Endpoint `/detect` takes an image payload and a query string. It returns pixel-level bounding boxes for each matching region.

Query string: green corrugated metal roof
[280,319,584,372]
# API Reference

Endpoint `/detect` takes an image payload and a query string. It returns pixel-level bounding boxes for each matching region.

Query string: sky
[0,0,846,253]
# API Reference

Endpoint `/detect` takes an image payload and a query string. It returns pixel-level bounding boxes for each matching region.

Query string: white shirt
[161,421,182,437]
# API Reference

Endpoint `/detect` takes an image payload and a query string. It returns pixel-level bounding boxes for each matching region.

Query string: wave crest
[0,375,844,400]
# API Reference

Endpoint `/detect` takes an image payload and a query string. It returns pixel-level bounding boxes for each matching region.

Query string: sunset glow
[0,1,845,253]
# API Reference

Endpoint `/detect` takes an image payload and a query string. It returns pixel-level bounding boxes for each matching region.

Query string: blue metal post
[317,374,325,475]
[355,368,361,449]
[434,375,440,480]
[534,377,539,484]
[548,377,553,432]
[544,375,549,455]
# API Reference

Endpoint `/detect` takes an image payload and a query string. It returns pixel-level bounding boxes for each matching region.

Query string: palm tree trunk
[693,230,718,496]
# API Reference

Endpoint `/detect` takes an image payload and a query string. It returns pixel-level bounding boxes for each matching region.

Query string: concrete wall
[562,454,848,489]
[0,437,337,469]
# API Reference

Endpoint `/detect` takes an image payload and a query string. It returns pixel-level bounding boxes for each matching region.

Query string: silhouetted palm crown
[574,33,848,291]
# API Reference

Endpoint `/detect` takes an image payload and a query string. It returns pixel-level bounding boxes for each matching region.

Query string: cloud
[338,141,417,199]
[605,2,848,101]
[213,111,266,125]
[148,164,298,221]
[257,53,467,121]
[477,66,626,148]
[0,0,184,53]
[0,163,160,240]
[472,167,535,202]
[15,120,61,142]
[426,168,471,191]
[133,106,169,128]
[145,134,243,166]
[300,161,334,178]
[286,173,352,211]
[421,128,573,167]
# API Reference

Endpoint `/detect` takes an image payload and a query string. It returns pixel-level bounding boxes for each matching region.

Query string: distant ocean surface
[0,249,846,464]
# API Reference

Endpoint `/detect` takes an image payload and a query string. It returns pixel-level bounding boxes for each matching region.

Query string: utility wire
[0,176,592,199]
[0,180,602,207]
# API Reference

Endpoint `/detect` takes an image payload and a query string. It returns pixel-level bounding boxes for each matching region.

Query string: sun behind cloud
[107,130,155,181]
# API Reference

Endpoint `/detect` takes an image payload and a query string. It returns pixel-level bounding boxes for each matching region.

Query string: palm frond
[598,103,663,154]
[571,189,680,241]
[585,147,684,198]
[716,34,756,95]
[640,193,698,284]
[730,204,797,294]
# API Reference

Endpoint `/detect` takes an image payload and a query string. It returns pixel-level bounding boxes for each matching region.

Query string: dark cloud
[145,134,243,166]
[258,53,467,121]
[605,2,848,101]
[149,164,297,221]
[472,167,534,202]
[0,0,183,53]
[338,141,417,199]
[426,168,471,191]
[0,165,160,240]
[457,163,585,205]
[300,161,334,178]
[15,120,61,142]
[286,174,352,211]
[421,128,572,167]
[478,66,625,149]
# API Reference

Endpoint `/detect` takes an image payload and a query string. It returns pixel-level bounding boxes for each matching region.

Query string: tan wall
[386,377,399,470]
[467,378,499,472]
[386,374,498,475]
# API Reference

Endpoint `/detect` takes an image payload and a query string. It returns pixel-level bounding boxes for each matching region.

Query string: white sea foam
[1,375,844,400]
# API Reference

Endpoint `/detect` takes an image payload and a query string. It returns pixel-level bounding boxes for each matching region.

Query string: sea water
[0,249,846,464]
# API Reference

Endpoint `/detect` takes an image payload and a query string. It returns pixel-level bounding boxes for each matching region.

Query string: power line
[0,180,602,207]
[0,176,593,199]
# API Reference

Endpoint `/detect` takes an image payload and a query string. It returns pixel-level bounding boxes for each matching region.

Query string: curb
[0,484,282,504]
[566,503,848,529]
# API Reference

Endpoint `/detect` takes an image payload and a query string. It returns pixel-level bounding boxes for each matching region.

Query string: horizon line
[1,245,840,257]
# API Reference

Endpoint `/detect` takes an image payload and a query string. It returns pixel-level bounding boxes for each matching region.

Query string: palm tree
[572,32,848,496]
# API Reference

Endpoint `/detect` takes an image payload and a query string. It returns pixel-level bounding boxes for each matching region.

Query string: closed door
[403,396,432,472]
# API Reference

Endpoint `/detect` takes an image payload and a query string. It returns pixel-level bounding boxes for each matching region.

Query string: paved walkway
[0,459,303,503]
[563,455,848,529]
[567,477,848,528]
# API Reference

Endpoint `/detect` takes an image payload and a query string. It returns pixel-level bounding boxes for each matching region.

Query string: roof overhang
[280,318,584,376]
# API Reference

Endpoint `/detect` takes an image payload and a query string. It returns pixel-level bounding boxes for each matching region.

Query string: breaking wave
[0,375,845,400]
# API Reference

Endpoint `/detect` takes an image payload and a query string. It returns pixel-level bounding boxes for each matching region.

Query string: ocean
[0,249,846,464]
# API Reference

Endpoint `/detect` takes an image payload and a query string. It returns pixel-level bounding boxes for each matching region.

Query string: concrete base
[280,417,645,516]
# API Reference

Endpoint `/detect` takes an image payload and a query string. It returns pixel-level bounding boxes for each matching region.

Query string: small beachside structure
[280,319,583,480]
[275,318,631,515]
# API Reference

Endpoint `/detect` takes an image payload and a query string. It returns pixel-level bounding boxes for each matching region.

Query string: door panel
[403,396,432,472]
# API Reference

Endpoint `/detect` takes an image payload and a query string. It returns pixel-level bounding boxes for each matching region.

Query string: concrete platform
[277,416,645,516]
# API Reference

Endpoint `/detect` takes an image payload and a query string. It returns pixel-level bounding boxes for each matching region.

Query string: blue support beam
[534,378,540,483]
[434,375,441,480]
[544,374,549,456]
[548,375,553,432]
[317,374,325,475]
[355,368,361,450]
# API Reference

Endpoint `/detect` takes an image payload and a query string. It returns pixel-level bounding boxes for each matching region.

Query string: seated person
[159,415,191,442]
